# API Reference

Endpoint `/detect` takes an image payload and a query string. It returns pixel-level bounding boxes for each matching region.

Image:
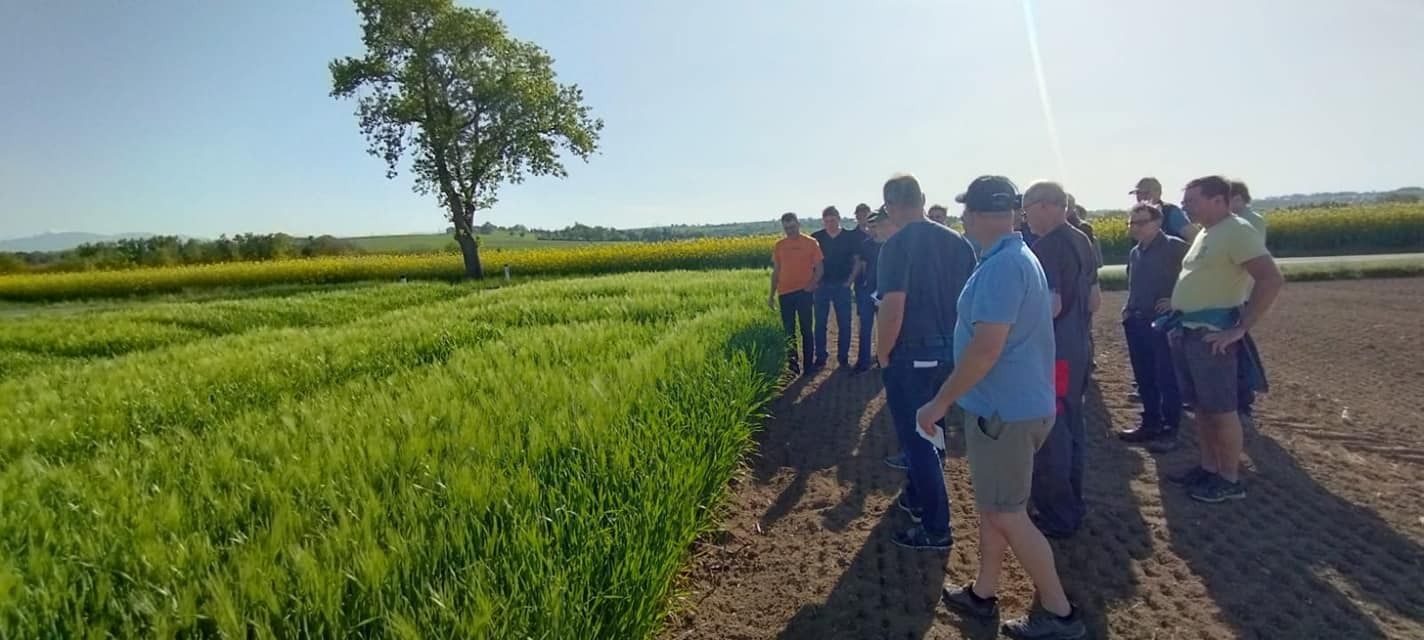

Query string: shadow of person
[1157,427,1424,638]
[754,355,884,531]
[777,509,948,640]
[818,392,903,533]
[1030,378,1156,639]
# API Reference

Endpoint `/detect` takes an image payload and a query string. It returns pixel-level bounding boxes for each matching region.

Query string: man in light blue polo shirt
[917,176,1086,639]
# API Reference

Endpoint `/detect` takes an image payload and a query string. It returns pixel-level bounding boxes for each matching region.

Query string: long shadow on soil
[777,509,947,639]
[1157,423,1424,638]
[1052,381,1155,639]
[755,366,885,530]
[939,380,1156,640]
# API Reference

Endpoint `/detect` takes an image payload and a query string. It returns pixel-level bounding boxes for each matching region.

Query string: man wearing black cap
[918,175,1087,639]
[1132,177,1196,242]
[875,174,977,551]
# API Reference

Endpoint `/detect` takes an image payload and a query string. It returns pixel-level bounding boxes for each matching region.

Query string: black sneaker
[1118,426,1166,443]
[884,452,909,471]
[942,583,999,620]
[1190,476,1246,503]
[890,525,951,551]
[896,493,922,524]
[1145,433,1180,453]
[1166,466,1212,487]
[1002,605,1087,640]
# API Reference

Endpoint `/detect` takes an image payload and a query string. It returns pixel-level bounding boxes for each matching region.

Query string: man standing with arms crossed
[1166,176,1283,503]
[1021,181,1098,540]
[851,203,880,374]
[812,206,860,369]
[769,213,823,376]
[876,174,977,550]
[918,175,1087,639]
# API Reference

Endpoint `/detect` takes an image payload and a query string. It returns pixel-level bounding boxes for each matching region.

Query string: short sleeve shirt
[1029,223,1096,360]
[1161,203,1192,240]
[1237,207,1267,239]
[954,233,1057,422]
[772,234,822,294]
[812,228,861,283]
[856,231,881,291]
[1170,216,1269,313]
[877,220,978,349]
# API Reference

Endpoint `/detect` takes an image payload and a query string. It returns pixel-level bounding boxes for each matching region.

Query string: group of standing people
[768,172,1282,640]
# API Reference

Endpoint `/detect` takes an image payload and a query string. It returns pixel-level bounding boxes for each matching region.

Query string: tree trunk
[454,230,483,279]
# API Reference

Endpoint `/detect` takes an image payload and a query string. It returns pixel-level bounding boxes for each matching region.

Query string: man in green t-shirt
[1229,180,1266,238]
[1166,176,1284,504]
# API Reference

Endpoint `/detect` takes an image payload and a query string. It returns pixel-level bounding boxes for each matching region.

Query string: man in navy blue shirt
[851,203,880,373]
[812,206,861,368]
[918,175,1087,640]
[875,174,977,553]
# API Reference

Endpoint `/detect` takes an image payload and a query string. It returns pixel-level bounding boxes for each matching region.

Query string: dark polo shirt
[1125,230,1189,316]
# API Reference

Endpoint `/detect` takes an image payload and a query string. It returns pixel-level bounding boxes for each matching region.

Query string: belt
[897,336,953,349]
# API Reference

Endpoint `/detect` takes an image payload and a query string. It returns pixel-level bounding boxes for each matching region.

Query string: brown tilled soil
[664,278,1424,640]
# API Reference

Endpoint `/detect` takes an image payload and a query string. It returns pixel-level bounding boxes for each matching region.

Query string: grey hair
[882,174,926,209]
[1023,180,1068,208]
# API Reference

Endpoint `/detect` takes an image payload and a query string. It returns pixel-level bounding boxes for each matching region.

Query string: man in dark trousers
[851,203,880,374]
[1021,180,1098,540]
[1117,203,1189,446]
[875,174,977,550]
[920,175,1088,639]
[812,206,861,368]
[769,212,823,375]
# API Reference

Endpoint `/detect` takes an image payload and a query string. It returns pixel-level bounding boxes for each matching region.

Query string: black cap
[866,205,889,223]
[955,175,1021,212]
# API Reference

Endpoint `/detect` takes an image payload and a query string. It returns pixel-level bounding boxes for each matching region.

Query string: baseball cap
[955,175,1021,212]
[1130,177,1163,195]
[866,205,889,223]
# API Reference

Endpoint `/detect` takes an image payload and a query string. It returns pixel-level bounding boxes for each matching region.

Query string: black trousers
[778,290,814,366]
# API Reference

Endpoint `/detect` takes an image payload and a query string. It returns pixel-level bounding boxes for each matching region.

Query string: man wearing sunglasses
[1118,203,1189,447]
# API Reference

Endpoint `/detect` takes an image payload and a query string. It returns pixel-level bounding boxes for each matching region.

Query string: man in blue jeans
[812,206,861,369]
[875,174,977,551]
[851,203,881,374]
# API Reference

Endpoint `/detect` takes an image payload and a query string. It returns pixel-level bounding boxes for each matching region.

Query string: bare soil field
[664,278,1424,640]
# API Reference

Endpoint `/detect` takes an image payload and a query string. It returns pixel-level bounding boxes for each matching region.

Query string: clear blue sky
[2,0,1422,239]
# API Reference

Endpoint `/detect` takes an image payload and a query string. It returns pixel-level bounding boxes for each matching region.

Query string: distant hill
[0,232,156,253]
[1254,187,1422,210]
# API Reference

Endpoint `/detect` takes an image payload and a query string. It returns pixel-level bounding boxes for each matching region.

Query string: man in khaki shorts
[917,175,1086,639]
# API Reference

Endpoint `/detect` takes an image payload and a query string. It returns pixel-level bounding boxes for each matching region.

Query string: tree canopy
[330,0,602,277]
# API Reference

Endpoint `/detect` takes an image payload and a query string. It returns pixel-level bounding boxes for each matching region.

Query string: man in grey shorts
[1165,175,1283,503]
[917,176,1086,639]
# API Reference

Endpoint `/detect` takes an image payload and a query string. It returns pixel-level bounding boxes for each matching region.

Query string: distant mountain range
[0,232,159,253]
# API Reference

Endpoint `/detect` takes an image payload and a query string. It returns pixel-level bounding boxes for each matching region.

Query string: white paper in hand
[918,423,946,451]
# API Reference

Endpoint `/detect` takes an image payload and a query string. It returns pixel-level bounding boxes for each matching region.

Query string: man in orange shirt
[770,212,824,375]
